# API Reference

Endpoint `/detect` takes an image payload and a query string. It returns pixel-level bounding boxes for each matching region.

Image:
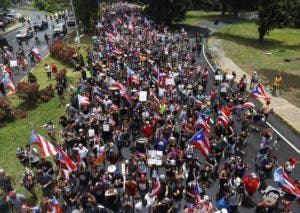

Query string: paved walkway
[199,19,300,133]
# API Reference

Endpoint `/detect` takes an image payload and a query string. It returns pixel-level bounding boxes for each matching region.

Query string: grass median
[0,36,92,195]
[211,21,300,107]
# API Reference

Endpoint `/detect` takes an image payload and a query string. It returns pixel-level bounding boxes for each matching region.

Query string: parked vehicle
[33,21,48,31]
[67,18,75,27]
[16,27,34,41]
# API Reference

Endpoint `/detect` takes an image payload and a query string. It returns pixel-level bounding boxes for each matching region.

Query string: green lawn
[0,36,93,195]
[181,10,222,25]
[212,21,300,107]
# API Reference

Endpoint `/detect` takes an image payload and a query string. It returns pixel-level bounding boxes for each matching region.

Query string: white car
[16,27,34,41]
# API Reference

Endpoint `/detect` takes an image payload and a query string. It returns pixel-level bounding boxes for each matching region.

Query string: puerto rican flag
[234,102,256,109]
[218,109,229,127]
[109,78,128,97]
[151,170,161,196]
[1,73,15,94]
[48,198,63,213]
[251,83,270,100]
[127,67,140,84]
[78,94,90,106]
[30,130,57,158]
[195,114,211,133]
[274,166,300,198]
[57,146,77,172]
[190,129,211,157]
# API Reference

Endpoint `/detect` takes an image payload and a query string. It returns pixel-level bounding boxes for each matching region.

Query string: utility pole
[70,0,80,47]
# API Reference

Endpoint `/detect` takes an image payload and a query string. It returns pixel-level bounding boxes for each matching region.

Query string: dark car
[33,21,48,31]
[67,18,76,27]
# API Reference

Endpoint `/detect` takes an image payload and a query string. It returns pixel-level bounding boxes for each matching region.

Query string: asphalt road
[197,36,300,212]
[1,9,72,83]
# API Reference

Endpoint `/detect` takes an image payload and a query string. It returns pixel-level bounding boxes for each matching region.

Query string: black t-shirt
[77,171,91,185]
[56,85,64,96]
[37,161,54,175]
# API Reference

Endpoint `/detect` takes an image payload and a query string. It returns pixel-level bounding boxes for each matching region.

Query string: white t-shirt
[73,147,88,159]
[134,201,152,213]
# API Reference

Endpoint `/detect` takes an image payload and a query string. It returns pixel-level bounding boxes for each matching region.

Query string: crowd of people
[0,2,299,213]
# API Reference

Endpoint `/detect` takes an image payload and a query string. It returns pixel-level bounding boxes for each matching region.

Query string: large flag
[190,129,211,157]
[57,147,77,172]
[274,166,300,198]
[250,83,270,100]
[30,130,57,158]
[151,170,161,196]
[95,151,106,165]
[78,94,90,106]
[1,73,15,94]
[127,67,140,84]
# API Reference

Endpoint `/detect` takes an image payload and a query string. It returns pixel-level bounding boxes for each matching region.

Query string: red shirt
[51,64,58,73]
[243,176,260,194]
[125,180,137,196]
[142,125,154,138]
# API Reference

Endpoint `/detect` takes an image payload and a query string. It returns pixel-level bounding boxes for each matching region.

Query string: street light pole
[70,0,80,47]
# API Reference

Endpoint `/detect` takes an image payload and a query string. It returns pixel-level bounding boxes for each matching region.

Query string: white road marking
[266,122,300,154]
[201,42,300,154]
[202,42,215,72]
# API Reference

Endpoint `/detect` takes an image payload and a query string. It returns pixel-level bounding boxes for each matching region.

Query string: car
[33,21,48,31]
[16,27,34,41]
[53,23,67,35]
[67,18,76,27]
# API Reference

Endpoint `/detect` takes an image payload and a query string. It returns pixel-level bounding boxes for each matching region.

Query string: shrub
[39,84,55,102]
[50,41,77,66]
[16,82,40,106]
[0,97,14,121]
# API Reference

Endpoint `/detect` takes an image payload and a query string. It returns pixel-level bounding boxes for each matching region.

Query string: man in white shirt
[134,198,152,213]
[73,143,88,163]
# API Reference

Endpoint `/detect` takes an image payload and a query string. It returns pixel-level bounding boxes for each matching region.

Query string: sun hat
[107,165,116,173]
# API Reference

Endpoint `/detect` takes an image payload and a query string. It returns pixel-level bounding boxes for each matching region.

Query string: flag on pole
[95,151,106,165]
[250,83,270,100]
[57,147,77,172]
[30,130,57,158]
[217,109,229,127]
[151,170,161,196]
[1,73,15,94]
[190,129,211,157]
[274,166,300,198]
[78,94,90,106]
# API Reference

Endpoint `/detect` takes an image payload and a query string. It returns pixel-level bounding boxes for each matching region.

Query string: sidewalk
[208,38,300,133]
[0,22,22,37]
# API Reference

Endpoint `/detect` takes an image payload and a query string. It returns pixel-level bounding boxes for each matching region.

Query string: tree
[73,0,99,31]
[144,0,192,25]
[257,0,290,43]
[0,0,11,9]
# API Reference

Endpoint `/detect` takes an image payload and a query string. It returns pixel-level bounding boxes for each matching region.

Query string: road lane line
[202,42,215,72]
[201,42,300,154]
[266,122,300,154]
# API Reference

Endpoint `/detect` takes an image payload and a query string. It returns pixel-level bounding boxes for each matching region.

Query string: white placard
[88,129,95,138]
[139,91,147,102]
[10,60,18,67]
[215,74,223,81]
